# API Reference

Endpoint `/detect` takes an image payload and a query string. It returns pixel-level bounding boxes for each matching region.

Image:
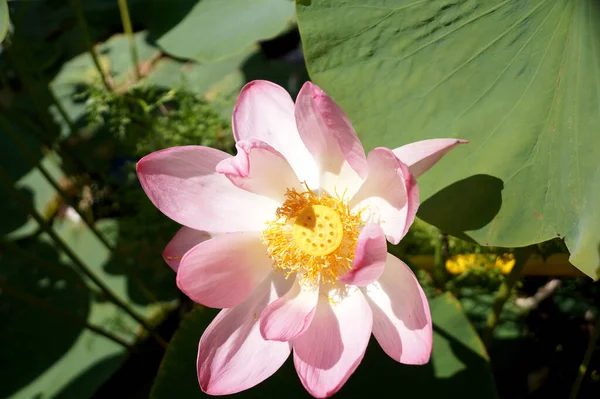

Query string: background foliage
[0,1,598,398]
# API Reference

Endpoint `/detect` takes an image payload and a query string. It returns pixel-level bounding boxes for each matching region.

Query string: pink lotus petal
[163,227,214,271]
[216,139,303,202]
[392,138,468,178]
[259,277,319,342]
[293,287,372,398]
[294,81,367,196]
[364,254,432,365]
[198,274,293,395]
[136,146,278,233]
[177,232,272,308]
[350,147,419,245]
[339,223,387,286]
[233,80,318,186]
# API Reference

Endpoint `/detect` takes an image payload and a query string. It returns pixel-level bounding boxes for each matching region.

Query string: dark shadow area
[242,30,309,100]
[92,302,192,399]
[54,354,124,399]
[460,276,600,399]
[0,187,34,236]
[338,334,496,398]
[0,117,48,181]
[518,277,600,399]
[0,238,90,398]
[145,0,199,44]
[0,114,60,236]
[260,27,302,60]
[101,214,180,305]
[487,302,592,399]
[418,174,504,240]
[7,0,150,84]
[596,242,600,281]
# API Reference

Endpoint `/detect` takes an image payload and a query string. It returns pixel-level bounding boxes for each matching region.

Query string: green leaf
[146,49,258,96]
[297,0,600,279]
[149,0,295,62]
[98,31,161,87]
[0,0,8,43]
[50,51,105,130]
[0,116,65,239]
[146,48,308,118]
[151,292,497,398]
[2,219,173,398]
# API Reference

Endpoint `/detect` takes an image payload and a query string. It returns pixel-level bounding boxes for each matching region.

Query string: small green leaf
[149,0,295,62]
[0,0,8,43]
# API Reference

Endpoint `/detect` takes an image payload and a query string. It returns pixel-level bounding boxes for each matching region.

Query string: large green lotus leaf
[0,0,8,43]
[149,0,295,62]
[297,0,600,279]
[98,31,161,87]
[150,292,497,398]
[3,219,172,398]
[146,49,258,96]
[146,48,308,118]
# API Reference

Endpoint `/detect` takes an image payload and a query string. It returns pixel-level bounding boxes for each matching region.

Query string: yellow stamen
[263,188,362,285]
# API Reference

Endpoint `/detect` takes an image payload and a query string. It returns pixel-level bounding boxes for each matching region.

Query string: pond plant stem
[0,279,132,349]
[482,246,534,347]
[117,0,141,81]
[0,115,115,253]
[1,0,88,181]
[0,116,161,305]
[4,35,88,176]
[47,88,78,138]
[569,315,600,399]
[0,164,168,349]
[432,231,449,288]
[0,236,101,295]
[44,92,95,175]
[70,0,111,91]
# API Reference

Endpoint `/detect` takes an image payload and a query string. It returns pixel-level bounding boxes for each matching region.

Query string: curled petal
[216,139,302,202]
[163,227,214,271]
[364,254,432,365]
[198,274,293,395]
[392,138,468,178]
[177,232,272,308]
[293,287,372,398]
[350,147,419,244]
[295,81,367,195]
[136,146,278,233]
[260,276,319,342]
[339,223,387,286]
[233,80,318,186]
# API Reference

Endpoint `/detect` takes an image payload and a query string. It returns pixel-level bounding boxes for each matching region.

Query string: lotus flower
[137,80,467,398]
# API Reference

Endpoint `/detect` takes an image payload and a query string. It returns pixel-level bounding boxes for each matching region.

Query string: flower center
[293,204,344,256]
[263,187,362,285]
